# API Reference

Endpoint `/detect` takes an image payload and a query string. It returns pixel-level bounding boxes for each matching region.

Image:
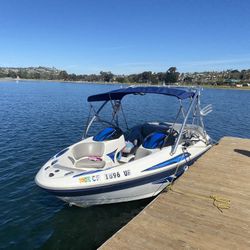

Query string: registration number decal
[105,172,120,180]
[105,170,131,180]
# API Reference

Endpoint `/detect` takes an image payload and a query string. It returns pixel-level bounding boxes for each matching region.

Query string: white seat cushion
[72,142,104,160]
[75,157,105,169]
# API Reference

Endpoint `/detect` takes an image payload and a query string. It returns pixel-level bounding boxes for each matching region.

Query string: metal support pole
[196,93,208,144]
[171,90,199,155]
[83,101,108,139]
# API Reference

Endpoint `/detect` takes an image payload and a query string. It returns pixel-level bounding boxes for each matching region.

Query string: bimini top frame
[84,86,209,155]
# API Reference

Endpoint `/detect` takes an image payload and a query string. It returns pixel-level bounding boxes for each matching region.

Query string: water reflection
[41,198,153,250]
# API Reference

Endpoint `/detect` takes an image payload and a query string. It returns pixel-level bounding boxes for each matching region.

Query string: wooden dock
[99,137,250,250]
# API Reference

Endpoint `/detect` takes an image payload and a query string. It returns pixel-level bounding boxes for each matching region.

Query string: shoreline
[0,77,249,90]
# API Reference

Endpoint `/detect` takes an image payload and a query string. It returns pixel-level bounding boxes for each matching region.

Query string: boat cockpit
[50,122,204,172]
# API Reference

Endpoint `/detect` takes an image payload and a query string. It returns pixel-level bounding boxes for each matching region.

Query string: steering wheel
[171,129,179,137]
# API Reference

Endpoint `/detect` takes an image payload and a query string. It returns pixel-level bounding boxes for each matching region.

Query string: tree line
[0,66,180,84]
[1,66,250,85]
[54,67,180,84]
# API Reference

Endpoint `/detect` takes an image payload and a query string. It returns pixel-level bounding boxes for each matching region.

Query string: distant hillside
[1,66,250,86]
[0,66,62,80]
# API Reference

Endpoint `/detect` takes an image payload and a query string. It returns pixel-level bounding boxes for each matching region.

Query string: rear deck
[99,137,250,250]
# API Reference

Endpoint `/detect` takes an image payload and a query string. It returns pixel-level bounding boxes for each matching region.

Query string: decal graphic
[107,149,117,162]
[79,175,100,183]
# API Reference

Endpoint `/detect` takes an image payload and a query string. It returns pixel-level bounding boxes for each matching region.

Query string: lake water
[0,81,249,249]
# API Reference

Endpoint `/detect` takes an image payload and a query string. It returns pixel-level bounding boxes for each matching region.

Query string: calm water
[0,81,249,249]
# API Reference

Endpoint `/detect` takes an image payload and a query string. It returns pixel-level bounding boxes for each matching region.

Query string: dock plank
[99,137,250,250]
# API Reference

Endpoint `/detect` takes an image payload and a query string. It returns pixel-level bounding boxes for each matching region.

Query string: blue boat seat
[125,123,171,147]
[93,127,123,142]
[142,132,167,149]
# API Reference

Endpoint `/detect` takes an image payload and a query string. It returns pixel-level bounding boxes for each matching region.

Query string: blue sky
[0,0,250,74]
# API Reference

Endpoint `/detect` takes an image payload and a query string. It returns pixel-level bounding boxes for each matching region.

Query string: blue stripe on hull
[41,152,202,197]
[152,166,187,184]
[142,152,190,172]
[73,166,114,178]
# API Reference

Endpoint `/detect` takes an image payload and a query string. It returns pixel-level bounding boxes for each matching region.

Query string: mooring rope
[166,184,231,213]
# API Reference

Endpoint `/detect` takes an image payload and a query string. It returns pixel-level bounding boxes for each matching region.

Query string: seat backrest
[72,142,104,160]
[125,124,169,147]
[141,123,170,138]
[93,127,123,142]
[142,132,166,149]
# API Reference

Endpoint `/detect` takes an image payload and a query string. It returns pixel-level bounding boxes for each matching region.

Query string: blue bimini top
[87,86,196,102]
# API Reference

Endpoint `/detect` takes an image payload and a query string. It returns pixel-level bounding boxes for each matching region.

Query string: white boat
[35,86,213,207]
